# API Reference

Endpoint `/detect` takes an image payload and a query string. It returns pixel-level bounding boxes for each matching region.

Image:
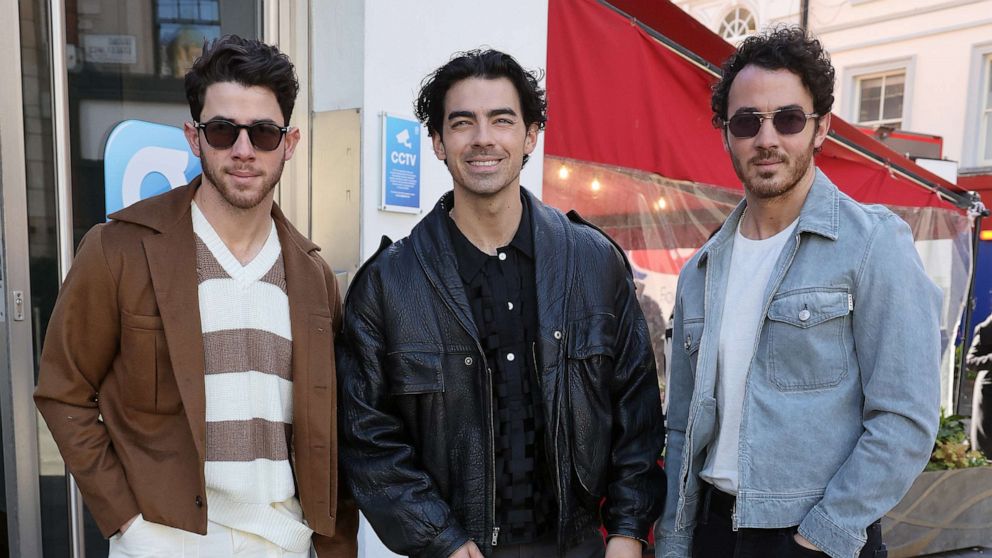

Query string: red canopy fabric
[545,0,967,212]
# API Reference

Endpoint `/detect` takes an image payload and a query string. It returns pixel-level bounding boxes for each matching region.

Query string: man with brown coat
[34,35,357,557]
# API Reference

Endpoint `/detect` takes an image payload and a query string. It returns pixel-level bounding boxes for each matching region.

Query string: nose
[230,128,256,160]
[471,122,495,148]
[752,115,780,149]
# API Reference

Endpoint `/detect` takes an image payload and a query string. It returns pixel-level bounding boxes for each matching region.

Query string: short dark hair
[185,35,299,125]
[415,49,547,166]
[711,26,835,127]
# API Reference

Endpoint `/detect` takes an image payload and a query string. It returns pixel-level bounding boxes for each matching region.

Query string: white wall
[309,2,549,555]
[356,0,548,261]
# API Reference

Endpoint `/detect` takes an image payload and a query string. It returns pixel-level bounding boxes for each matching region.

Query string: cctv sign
[380,113,421,213]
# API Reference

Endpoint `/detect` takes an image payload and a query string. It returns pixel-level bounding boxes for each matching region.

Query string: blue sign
[381,113,421,213]
[104,120,201,217]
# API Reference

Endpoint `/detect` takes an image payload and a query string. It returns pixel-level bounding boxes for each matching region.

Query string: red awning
[545,0,969,213]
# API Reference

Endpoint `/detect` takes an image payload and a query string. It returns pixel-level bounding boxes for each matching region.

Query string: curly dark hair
[711,26,835,128]
[185,35,299,125]
[415,49,547,166]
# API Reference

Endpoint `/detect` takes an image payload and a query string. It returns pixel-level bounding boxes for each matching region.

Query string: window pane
[858,77,883,122]
[985,57,992,110]
[882,77,905,121]
[984,113,992,161]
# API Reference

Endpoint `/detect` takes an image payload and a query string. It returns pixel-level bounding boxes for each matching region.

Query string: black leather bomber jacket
[336,189,666,558]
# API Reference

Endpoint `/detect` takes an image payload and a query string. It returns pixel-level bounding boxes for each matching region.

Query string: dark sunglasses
[720,108,819,139]
[194,119,289,151]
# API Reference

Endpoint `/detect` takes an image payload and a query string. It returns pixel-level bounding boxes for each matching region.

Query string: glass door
[16,1,264,555]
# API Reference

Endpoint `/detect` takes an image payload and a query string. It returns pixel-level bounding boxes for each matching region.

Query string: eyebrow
[204,116,280,125]
[446,107,520,121]
[733,104,803,115]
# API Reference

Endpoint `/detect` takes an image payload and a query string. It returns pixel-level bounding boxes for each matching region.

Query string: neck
[449,184,523,255]
[740,166,815,240]
[193,180,275,264]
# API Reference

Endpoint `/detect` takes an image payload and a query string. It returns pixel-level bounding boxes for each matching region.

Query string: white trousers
[107,515,312,558]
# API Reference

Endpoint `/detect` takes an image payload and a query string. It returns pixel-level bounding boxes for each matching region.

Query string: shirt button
[195,495,203,507]
[506,353,515,362]
[799,309,811,322]
[553,330,562,340]
[464,356,474,366]
[507,302,514,310]
[498,252,507,261]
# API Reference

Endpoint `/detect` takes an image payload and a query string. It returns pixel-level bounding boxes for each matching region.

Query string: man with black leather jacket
[336,49,665,558]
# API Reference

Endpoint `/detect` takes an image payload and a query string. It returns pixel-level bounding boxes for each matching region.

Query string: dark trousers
[491,532,605,558]
[692,483,886,558]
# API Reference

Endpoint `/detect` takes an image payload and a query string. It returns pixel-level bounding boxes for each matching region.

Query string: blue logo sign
[104,120,201,217]
[381,114,421,213]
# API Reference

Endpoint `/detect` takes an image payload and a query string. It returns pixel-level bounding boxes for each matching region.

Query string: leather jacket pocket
[566,313,617,504]
[766,288,851,391]
[385,350,445,394]
[120,311,182,413]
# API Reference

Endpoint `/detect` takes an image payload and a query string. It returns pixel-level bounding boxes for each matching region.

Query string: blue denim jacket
[654,170,941,558]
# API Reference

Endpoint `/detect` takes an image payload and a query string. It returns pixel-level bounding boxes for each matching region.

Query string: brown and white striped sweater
[192,202,312,552]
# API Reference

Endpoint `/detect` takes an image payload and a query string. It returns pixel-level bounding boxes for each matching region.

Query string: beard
[731,133,816,200]
[200,151,283,210]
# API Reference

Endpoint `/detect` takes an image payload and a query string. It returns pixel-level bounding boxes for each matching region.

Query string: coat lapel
[143,208,208,459]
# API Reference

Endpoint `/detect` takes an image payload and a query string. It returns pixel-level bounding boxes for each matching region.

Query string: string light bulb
[591,179,602,192]
[558,165,570,180]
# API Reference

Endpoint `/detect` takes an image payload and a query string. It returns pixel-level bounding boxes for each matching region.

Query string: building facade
[673,0,992,172]
[0,1,547,556]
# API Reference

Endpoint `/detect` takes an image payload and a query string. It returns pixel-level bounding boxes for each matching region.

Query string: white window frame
[717,6,757,43]
[964,42,992,168]
[843,57,915,131]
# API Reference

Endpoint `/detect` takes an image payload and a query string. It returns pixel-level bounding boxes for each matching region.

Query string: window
[855,70,905,129]
[718,7,757,42]
[980,54,992,165]
[156,0,222,77]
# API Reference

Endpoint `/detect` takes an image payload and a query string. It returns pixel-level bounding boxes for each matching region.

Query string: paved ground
[923,548,991,557]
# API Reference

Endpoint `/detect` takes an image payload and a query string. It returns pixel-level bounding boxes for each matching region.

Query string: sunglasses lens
[202,121,239,148]
[728,114,761,138]
[248,123,284,151]
[773,109,810,135]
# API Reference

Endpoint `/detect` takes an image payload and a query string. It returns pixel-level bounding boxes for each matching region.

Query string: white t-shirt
[700,214,798,495]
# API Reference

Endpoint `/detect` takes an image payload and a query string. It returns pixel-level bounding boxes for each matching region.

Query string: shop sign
[104,120,201,217]
[83,34,137,64]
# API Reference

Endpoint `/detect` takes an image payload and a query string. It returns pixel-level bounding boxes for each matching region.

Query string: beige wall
[675,0,992,167]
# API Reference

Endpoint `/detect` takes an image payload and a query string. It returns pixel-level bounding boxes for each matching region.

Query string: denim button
[799,309,811,322]
[684,334,692,350]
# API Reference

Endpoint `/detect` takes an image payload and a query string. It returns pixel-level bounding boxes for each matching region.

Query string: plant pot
[882,467,992,557]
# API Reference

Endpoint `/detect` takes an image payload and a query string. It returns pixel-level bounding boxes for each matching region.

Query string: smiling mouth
[468,160,501,167]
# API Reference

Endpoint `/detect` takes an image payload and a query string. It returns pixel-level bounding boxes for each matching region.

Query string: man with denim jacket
[654,27,941,558]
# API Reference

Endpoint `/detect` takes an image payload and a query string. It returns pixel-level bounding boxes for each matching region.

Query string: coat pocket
[565,313,617,503]
[385,350,445,395]
[120,311,182,413]
[765,288,851,391]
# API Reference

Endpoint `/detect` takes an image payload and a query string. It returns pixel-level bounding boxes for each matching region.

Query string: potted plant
[882,411,992,557]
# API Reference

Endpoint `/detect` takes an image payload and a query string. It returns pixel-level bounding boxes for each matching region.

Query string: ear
[184,121,203,157]
[523,123,539,155]
[432,131,447,162]
[813,112,831,150]
[720,127,731,154]
[282,126,301,162]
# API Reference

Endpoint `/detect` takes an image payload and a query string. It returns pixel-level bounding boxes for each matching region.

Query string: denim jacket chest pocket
[764,288,852,391]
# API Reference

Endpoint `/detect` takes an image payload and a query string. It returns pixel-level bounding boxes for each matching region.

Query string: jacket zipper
[419,271,498,549]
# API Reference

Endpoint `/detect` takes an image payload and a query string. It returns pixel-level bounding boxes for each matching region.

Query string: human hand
[448,540,484,558]
[793,532,821,551]
[119,514,139,535]
[605,536,642,558]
